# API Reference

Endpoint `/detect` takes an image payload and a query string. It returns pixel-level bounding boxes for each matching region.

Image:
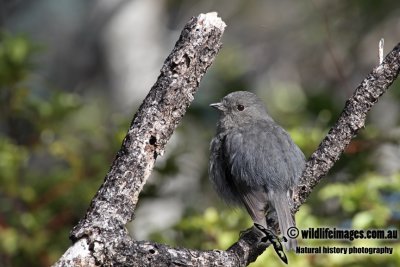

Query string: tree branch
[53,10,400,266]
[53,12,227,266]
[70,12,226,239]
[295,42,400,208]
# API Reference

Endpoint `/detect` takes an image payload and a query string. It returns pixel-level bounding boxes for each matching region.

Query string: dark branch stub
[149,135,157,145]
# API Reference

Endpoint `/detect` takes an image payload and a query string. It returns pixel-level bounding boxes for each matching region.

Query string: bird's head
[210,91,272,128]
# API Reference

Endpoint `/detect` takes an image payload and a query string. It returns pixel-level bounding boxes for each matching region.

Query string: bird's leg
[255,223,288,264]
[239,226,255,238]
[254,223,280,243]
[265,211,290,242]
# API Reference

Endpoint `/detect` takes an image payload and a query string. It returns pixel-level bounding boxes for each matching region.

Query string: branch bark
[53,12,227,266]
[294,44,400,209]
[53,11,400,266]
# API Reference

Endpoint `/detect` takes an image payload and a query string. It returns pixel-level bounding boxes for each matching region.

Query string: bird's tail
[271,192,297,251]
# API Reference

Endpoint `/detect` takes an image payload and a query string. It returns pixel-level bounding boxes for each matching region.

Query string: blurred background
[1,0,400,266]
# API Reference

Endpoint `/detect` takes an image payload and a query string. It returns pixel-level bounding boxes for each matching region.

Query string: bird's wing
[209,135,242,205]
[235,186,269,225]
[224,122,305,191]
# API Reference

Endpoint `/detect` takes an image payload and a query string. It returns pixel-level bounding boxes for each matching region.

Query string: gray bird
[209,91,305,250]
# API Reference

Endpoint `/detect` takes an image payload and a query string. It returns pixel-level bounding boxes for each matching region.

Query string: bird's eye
[237,104,244,111]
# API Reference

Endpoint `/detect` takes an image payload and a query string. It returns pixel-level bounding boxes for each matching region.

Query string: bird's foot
[254,223,288,264]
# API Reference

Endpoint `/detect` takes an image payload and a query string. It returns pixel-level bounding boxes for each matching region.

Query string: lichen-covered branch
[295,42,400,208]
[53,12,226,266]
[70,12,226,239]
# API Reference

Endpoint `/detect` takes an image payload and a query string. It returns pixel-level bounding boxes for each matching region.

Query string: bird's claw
[254,223,288,264]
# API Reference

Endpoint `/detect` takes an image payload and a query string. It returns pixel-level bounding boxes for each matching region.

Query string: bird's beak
[209,102,224,111]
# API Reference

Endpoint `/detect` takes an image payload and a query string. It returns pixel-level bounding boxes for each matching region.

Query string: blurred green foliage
[0,32,36,86]
[0,32,127,266]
